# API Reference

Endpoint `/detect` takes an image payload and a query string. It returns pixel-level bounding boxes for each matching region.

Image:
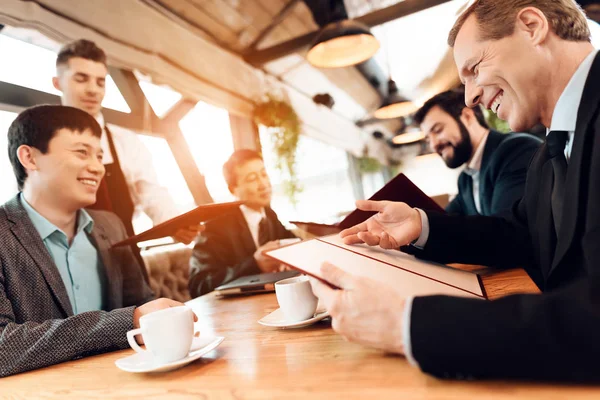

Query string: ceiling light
[391,130,426,145]
[306,20,380,69]
[374,79,417,119]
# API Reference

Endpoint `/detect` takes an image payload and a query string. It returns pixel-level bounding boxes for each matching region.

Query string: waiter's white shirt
[96,114,179,225]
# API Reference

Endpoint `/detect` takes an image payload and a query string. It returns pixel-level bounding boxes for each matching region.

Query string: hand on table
[340,200,422,249]
[310,262,406,355]
[254,240,284,273]
[172,224,205,244]
[133,298,198,344]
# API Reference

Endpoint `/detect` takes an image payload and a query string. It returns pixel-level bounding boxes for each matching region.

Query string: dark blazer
[189,207,295,298]
[446,130,542,216]
[404,52,600,381]
[0,195,154,378]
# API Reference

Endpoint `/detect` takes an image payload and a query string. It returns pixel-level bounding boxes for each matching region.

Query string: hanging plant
[357,156,382,174]
[253,94,302,205]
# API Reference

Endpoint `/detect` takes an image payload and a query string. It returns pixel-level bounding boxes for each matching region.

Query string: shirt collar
[240,204,266,223]
[549,49,598,133]
[95,113,105,128]
[464,131,490,174]
[20,193,95,240]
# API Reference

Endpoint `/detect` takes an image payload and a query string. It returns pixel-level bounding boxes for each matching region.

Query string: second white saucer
[258,308,330,329]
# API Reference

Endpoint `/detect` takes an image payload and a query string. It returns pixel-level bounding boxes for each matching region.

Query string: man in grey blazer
[0,105,192,377]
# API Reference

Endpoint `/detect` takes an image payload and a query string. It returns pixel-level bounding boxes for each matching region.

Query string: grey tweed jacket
[0,195,154,377]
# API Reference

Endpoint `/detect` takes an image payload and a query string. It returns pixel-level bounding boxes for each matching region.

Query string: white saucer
[258,308,330,328]
[115,335,224,373]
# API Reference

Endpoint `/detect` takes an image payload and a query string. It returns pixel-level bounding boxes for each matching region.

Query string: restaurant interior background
[1,0,599,237]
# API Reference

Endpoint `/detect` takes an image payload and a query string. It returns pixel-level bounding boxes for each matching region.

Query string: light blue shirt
[20,194,105,314]
[406,49,599,368]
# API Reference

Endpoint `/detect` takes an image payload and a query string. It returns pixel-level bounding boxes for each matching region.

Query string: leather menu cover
[111,201,244,247]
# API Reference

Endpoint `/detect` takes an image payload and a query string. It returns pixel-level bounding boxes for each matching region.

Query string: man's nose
[465,81,484,108]
[89,157,105,176]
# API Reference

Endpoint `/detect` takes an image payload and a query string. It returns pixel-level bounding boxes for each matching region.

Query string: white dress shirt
[95,114,180,225]
[240,205,266,248]
[547,49,599,161]
[404,49,598,368]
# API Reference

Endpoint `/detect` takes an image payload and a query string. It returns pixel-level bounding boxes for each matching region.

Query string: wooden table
[2,267,599,399]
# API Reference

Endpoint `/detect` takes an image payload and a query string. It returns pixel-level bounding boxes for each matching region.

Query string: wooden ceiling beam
[244,0,453,65]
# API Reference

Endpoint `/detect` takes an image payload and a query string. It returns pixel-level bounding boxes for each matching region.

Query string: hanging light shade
[391,130,426,145]
[306,20,380,68]
[374,79,418,119]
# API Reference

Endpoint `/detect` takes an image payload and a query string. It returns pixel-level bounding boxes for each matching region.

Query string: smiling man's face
[54,57,107,117]
[29,128,105,209]
[453,13,547,131]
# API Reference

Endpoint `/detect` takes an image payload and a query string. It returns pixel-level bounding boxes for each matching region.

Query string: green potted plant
[253,94,302,205]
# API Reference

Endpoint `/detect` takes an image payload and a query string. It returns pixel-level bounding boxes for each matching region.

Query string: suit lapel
[87,211,122,310]
[5,196,74,317]
[461,176,478,215]
[551,53,600,274]
[537,156,558,279]
[478,131,503,215]
[235,208,257,253]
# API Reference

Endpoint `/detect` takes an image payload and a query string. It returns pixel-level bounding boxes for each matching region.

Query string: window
[260,129,357,224]
[0,110,19,204]
[0,31,130,113]
[180,102,235,203]
[133,135,196,233]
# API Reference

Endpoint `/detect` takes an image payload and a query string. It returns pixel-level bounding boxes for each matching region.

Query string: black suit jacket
[446,131,541,216]
[188,207,295,297]
[405,52,600,381]
[0,195,154,377]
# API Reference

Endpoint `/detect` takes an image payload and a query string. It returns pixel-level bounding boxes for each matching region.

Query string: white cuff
[412,208,430,249]
[402,296,419,367]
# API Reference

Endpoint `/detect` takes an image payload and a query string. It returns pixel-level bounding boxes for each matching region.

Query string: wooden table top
[3,267,599,399]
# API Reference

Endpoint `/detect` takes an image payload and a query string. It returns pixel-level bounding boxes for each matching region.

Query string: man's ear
[52,76,62,92]
[459,107,475,127]
[515,7,549,46]
[16,145,39,173]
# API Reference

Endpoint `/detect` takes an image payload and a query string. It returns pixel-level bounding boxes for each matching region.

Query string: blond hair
[448,0,591,47]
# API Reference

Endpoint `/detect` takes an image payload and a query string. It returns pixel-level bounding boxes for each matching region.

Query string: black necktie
[258,217,269,247]
[547,130,569,234]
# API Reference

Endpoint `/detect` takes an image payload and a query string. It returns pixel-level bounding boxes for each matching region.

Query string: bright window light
[0,33,130,113]
[138,80,182,118]
[180,102,235,203]
[0,110,19,204]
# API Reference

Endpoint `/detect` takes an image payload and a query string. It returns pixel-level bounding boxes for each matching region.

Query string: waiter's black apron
[90,126,150,284]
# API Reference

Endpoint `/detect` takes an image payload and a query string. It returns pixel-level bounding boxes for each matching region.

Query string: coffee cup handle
[126,328,146,353]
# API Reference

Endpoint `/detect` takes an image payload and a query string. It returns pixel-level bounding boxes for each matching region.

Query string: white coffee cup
[275,275,318,322]
[126,306,197,364]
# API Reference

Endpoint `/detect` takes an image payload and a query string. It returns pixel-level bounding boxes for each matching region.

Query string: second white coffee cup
[275,275,318,322]
[126,305,197,364]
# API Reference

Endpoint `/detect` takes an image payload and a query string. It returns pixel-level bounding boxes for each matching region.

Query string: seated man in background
[0,105,191,377]
[189,150,296,297]
[414,89,541,216]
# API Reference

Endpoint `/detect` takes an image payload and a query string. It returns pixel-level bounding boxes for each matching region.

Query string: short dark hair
[223,149,263,193]
[8,105,102,190]
[414,89,488,128]
[56,39,107,69]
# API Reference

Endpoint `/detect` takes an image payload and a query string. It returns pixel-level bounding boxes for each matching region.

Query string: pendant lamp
[306,20,380,68]
[374,78,418,119]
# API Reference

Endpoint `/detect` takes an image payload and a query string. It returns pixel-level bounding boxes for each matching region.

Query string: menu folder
[291,173,445,236]
[266,234,486,299]
[111,201,244,247]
